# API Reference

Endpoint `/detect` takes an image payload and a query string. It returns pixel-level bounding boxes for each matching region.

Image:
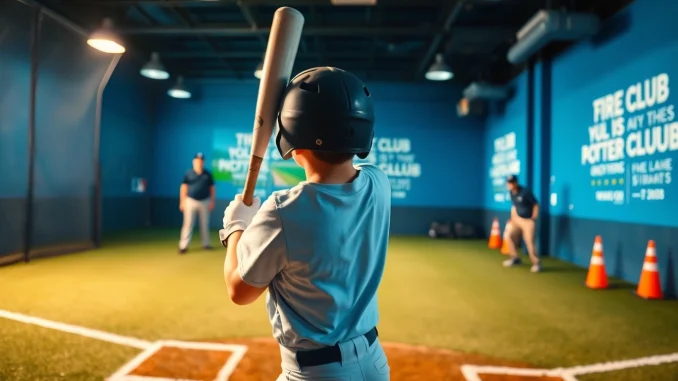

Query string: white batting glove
[219,194,261,246]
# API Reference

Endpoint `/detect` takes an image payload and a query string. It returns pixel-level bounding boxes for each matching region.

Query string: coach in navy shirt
[503,175,541,272]
[179,153,215,254]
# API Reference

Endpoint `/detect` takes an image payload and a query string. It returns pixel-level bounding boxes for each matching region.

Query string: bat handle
[242,154,264,206]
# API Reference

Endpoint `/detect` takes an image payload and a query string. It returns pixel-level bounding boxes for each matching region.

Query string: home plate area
[107,338,566,381]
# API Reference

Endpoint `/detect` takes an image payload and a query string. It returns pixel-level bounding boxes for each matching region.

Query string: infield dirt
[127,337,563,381]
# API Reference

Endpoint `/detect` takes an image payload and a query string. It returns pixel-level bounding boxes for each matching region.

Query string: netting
[31,11,111,252]
[0,0,115,263]
[0,0,32,262]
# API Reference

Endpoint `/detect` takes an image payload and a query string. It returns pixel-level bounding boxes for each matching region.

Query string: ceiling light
[254,61,263,79]
[140,52,169,80]
[425,53,453,81]
[167,76,191,99]
[87,18,126,54]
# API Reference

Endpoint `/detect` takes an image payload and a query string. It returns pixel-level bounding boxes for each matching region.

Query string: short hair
[311,151,355,165]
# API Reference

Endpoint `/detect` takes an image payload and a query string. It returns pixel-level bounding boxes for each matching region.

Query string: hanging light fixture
[425,53,453,81]
[87,18,126,54]
[254,61,264,79]
[167,76,191,99]
[140,52,170,80]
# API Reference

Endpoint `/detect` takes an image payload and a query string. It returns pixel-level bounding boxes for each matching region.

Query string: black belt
[296,327,378,368]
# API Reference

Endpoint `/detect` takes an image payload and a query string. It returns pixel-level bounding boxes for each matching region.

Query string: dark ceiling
[38,0,634,84]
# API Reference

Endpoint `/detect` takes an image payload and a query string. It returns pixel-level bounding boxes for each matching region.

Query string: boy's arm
[224,231,267,305]
[221,195,287,305]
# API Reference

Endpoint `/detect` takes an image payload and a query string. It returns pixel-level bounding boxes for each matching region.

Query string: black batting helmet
[275,67,375,160]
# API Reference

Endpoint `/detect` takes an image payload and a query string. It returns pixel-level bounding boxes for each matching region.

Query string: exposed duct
[507,10,600,65]
[463,82,510,101]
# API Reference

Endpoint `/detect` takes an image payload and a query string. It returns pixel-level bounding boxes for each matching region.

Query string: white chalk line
[0,309,248,381]
[111,376,195,381]
[558,352,678,375]
[461,364,565,380]
[461,350,678,380]
[0,309,151,349]
[2,308,677,380]
[108,342,165,381]
[107,340,248,381]
[158,340,248,381]
[560,373,580,381]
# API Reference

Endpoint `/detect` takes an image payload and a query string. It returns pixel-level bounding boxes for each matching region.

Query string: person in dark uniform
[178,153,215,254]
[503,175,541,272]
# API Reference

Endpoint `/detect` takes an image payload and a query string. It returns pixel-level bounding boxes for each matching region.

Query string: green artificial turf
[579,364,678,381]
[1,229,677,381]
[0,319,138,381]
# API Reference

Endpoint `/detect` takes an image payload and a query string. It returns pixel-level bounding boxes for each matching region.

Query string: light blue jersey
[236,164,391,350]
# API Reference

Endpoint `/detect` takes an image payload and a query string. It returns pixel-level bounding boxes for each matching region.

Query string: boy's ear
[290,149,307,166]
[291,149,309,158]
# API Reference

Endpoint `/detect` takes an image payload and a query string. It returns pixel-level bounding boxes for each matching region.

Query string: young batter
[219,67,391,381]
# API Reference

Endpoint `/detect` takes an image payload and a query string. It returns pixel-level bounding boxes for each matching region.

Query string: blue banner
[551,69,678,226]
[488,131,522,205]
[581,73,675,206]
[354,137,422,201]
[211,127,482,207]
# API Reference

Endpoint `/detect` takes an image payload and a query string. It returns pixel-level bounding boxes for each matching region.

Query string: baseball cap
[194,152,204,160]
[507,175,518,183]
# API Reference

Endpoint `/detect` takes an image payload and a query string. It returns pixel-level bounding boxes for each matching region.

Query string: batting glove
[219,194,261,247]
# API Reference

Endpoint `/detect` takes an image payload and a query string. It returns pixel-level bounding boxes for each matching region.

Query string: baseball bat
[242,7,305,206]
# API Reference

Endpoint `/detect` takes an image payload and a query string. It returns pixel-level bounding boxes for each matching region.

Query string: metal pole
[23,6,42,263]
[93,54,122,248]
[416,0,466,78]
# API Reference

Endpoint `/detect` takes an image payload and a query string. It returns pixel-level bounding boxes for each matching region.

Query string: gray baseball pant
[179,197,211,250]
[507,216,539,265]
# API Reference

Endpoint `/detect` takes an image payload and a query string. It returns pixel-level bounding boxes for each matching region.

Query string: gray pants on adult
[179,197,211,250]
[503,216,541,272]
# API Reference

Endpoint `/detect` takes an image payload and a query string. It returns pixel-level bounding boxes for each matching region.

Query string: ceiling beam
[110,24,515,37]
[236,0,266,51]
[181,69,409,79]
[60,0,441,7]
[111,25,484,37]
[133,5,156,25]
[161,0,238,77]
[310,5,323,65]
[161,51,415,59]
[185,59,416,68]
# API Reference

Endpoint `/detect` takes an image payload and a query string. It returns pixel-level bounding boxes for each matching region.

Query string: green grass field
[1,230,677,380]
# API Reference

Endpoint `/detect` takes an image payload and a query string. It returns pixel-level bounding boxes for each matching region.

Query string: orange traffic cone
[488,218,502,249]
[636,240,663,299]
[586,236,608,289]
[500,221,512,255]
